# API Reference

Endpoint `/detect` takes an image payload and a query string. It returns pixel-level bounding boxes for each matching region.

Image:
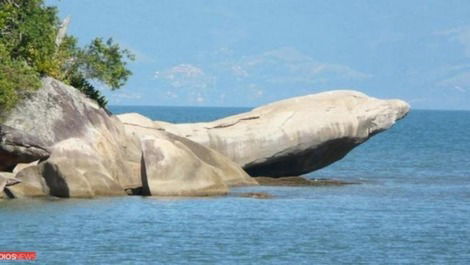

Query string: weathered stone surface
[1,78,142,197]
[140,136,228,196]
[0,77,410,198]
[1,77,256,198]
[118,113,257,196]
[0,125,49,171]
[150,90,410,177]
[0,172,21,199]
[39,138,129,197]
[3,77,112,145]
[13,160,39,174]
[6,165,47,198]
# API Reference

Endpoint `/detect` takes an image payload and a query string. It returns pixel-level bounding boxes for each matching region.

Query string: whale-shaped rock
[148,90,410,177]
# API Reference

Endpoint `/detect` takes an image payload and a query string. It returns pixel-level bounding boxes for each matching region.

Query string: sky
[46,0,470,110]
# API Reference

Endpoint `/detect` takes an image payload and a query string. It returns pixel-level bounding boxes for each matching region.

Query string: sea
[1,107,469,264]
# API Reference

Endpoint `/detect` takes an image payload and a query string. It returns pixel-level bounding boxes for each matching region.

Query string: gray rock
[0,125,49,171]
[1,77,141,197]
[2,77,114,145]
[2,77,256,198]
[150,90,410,177]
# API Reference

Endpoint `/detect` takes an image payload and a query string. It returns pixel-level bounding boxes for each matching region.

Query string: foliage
[0,0,134,109]
[0,46,41,112]
[70,74,108,108]
[0,0,59,75]
[78,38,135,90]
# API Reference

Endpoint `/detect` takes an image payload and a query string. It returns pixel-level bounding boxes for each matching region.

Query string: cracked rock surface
[150,90,410,177]
[0,125,50,171]
[1,77,255,198]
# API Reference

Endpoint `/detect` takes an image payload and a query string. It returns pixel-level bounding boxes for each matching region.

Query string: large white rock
[118,113,256,196]
[0,78,409,198]
[140,136,228,196]
[150,90,410,177]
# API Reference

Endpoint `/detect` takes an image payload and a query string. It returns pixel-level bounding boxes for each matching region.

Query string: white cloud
[111,92,142,100]
[438,71,470,92]
[109,91,142,104]
[155,64,215,89]
[153,48,370,105]
[165,90,179,98]
[247,83,264,99]
[454,86,467,93]
[435,26,470,57]
[231,65,248,78]
[226,47,370,85]
[195,95,205,103]
[155,64,215,104]
[156,64,207,82]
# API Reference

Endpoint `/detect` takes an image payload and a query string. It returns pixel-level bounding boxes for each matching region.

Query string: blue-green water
[1,107,469,264]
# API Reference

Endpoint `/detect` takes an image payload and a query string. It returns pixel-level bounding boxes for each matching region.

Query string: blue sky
[47,0,470,110]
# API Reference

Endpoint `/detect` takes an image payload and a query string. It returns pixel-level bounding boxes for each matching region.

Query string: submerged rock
[151,91,410,177]
[236,192,274,199]
[255,176,358,186]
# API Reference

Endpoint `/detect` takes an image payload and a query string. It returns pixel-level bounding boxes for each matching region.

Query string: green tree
[0,0,134,111]
[77,38,135,90]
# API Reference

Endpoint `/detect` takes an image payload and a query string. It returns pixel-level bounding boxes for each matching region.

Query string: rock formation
[118,113,256,196]
[0,172,21,199]
[151,91,410,177]
[0,125,50,171]
[1,77,254,198]
[0,77,409,199]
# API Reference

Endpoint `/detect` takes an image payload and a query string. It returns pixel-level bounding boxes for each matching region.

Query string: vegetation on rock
[0,0,134,111]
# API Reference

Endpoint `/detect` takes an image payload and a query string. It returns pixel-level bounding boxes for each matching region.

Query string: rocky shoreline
[0,77,409,199]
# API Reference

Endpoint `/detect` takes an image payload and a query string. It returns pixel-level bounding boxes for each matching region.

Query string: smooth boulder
[1,77,142,197]
[118,113,256,196]
[140,136,228,196]
[150,90,410,177]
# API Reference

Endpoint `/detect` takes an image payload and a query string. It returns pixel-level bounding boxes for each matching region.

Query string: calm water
[1,107,469,264]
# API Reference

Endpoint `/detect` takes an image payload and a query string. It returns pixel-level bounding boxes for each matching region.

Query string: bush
[0,0,134,110]
[0,44,41,112]
[70,74,108,108]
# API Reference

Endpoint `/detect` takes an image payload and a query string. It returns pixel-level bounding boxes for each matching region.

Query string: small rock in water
[237,192,274,199]
[255,176,358,186]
